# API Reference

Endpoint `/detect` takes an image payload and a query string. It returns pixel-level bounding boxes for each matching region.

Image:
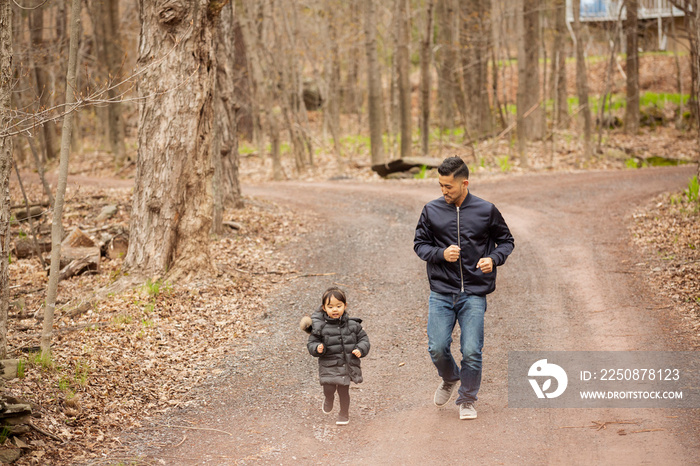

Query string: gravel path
[127,166,699,465]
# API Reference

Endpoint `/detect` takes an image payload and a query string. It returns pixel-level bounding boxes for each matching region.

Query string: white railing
[566,0,685,22]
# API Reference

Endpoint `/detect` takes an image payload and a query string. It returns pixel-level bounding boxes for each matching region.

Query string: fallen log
[371,156,442,177]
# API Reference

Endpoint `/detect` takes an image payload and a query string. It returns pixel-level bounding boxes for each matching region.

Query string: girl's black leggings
[323,383,350,416]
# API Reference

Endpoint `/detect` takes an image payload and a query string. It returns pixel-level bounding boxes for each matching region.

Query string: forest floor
[2,53,699,466]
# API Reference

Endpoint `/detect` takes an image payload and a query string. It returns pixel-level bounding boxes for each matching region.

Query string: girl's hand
[317,344,324,353]
[352,349,361,358]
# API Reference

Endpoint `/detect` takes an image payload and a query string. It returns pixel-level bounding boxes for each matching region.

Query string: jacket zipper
[457,206,464,292]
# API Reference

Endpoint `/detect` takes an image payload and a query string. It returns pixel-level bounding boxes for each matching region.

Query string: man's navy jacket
[414,191,514,296]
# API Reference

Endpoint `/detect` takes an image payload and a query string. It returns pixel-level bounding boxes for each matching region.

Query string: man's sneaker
[459,402,477,420]
[336,413,349,425]
[322,396,333,414]
[434,380,457,407]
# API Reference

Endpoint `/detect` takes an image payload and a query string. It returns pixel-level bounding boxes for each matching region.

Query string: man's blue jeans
[427,291,486,405]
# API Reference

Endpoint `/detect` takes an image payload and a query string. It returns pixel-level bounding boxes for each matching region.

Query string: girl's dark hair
[321,287,347,306]
[437,156,469,179]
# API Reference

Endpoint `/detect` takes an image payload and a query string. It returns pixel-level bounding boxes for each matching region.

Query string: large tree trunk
[125,1,220,280]
[460,0,493,139]
[0,0,12,359]
[91,0,127,165]
[572,0,593,160]
[232,17,253,141]
[41,0,81,356]
[436,0,458,131]
[365,0,385,168]
[517,0,544,151]
[550,0,568,127]
[397,0,412,160]
[420,1,435,156]
[213,1,243,235]
[625,0,640,134]
[29,1,57,162]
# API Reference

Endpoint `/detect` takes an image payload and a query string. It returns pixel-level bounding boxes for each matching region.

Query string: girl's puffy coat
[307,309,370,385]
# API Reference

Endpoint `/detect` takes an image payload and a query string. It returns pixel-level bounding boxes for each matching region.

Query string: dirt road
[130,166,699,465]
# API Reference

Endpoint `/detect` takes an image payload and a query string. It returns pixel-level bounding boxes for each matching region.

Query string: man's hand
[476,257,494,273]
[317,344,324,353]
[443,245,461,262]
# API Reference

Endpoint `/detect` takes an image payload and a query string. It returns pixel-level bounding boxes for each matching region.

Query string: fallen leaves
[6,176,314,464]
[630,189,700,346]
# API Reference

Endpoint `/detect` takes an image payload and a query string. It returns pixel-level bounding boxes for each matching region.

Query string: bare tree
[550,0,568,127]
[668,0,700,176]
[516,0,544,167]
[461,0,493,140]
[125,1,222,280]
[0,0,11,359]
[90,0,127,165]
[624,0,640,134]
[213,0,243,235]
[41,0,81,356]
[365,0,385,169]
[572,0,593,160]
[28,1,57,162]
[326,0,343,164]
[420,0,435,156]
[436,0,458,131]
[397,0,412,160]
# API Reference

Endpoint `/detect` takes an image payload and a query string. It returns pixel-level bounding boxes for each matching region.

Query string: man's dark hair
[437,156,469,179]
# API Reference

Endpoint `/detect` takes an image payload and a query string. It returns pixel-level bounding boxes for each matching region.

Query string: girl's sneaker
[322,397,333,414]
[336,414,349,425]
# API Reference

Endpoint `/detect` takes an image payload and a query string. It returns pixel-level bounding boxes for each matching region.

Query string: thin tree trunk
[420,0,435,157]
[625,0,640,134]
[41,0,81,357]
[397,0,412,160]
[125,1,220,280]
[0,0,12,359]
[269,109,283,181]
[29,1,57,162]
[436,0,457,131]
[598,17,623,152]
[551,0,568,127]
[572,0,593,160]
[327,2,343,164]
[365,0,385,168]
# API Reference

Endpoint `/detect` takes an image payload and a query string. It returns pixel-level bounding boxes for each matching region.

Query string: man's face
[438,174,469,205]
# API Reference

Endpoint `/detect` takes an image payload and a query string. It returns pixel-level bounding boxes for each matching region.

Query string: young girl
[302,287,370,425]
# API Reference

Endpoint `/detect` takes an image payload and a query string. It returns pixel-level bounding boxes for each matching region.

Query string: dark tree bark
[91,0,127,164]
[397,0,412,159]
[28,1,57,162]
[436,0,458,131]
[365,0,385,168]
[125,0,222,280]
[460,0,493,139]
[0,0,12,359]
[517,0,544,150]
[420,0,435,156]
[625,0,640,134]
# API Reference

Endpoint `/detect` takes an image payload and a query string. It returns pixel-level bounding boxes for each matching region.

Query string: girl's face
[323,296,346,319]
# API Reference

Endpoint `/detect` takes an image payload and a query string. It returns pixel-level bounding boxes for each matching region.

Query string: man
[414,156,514,420]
